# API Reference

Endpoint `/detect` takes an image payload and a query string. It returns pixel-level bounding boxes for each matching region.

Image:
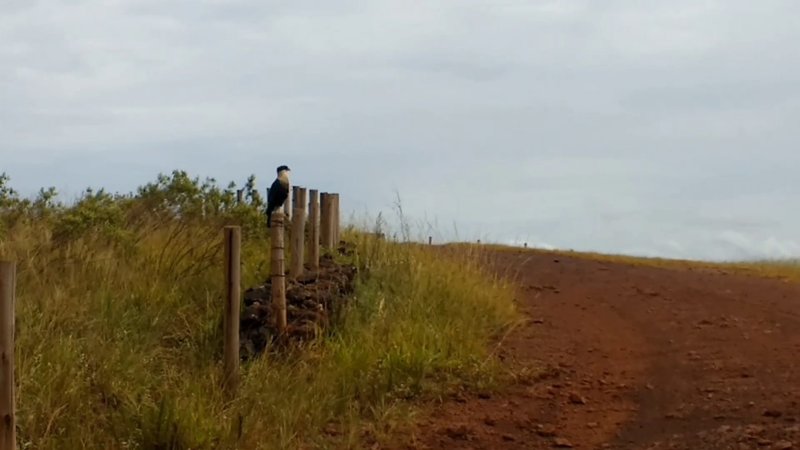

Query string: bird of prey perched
[266,165,290,228]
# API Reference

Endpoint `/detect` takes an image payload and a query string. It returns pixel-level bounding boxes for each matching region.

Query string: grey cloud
[1,0,799,260]
[621,81,800,113]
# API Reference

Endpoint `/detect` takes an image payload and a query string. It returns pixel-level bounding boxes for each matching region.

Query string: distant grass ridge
[467,243,800,283]
[0,171,517,449]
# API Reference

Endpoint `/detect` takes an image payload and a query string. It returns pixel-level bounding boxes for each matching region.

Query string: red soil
[397,251,800,449]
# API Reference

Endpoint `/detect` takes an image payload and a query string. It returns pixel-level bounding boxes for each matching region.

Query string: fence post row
[308,190,320,271]
[222,227,241,396]
[220,188,338,382]
[0,261,16,450]
[270,212,288,335]
[219,186,340,356]
[290,188,307,279]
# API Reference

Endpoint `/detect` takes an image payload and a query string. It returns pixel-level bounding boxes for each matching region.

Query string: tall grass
[0,172,517,449]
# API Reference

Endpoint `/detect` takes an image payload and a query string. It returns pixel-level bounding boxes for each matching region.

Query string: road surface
[402,251,800,449]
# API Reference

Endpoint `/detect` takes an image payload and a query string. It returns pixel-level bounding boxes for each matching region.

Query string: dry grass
[0,215,518,449]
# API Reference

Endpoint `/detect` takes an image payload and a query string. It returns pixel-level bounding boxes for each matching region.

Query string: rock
[444,425,471,441]
[553,438,574,448]
[240,254,357,358]
[765,410,784,418]
[483,417,497,427]
[773,442,793,450]
[537,424,558,438]
[502,434,516,442]
[568,392,588,405]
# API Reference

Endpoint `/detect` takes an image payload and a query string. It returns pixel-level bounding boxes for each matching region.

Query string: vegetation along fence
[0,184,342,447]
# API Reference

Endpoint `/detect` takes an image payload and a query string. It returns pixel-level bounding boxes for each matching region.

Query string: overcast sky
[2,0,799,260]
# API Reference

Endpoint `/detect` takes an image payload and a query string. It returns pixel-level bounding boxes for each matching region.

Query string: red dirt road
[401,251,800,449]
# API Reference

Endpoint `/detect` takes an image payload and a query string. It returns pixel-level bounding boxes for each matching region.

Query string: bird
[266,165,290,228]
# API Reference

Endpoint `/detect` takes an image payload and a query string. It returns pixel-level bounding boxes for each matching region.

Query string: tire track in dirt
[394,251,800,449]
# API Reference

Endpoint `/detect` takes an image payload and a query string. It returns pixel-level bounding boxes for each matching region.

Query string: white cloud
[1,0,799,260]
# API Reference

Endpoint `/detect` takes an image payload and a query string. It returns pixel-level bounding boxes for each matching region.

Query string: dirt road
[401,250,800,449]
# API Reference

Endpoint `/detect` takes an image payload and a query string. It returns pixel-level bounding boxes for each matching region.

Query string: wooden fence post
[0,261,16,450]
[270,212,287,335]
[236,189,244,205]
[308,190,320,271]
[328,193,336,249]
[290,188,307,279]
[428,236,432,245]
[223,227,240,396]
[320,193,332,250]
[331,193,340,245]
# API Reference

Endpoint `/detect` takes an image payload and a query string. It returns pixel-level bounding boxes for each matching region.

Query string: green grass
[1,213,518,449]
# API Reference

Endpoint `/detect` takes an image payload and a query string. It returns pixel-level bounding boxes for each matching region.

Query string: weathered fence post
[308,190,320,271]
[270,212,287,335]
[0,261,16,450]
[331,193,340,245]
[428,236,432,245]
[320,193,332,250]
[236,189,244,205]
[290,188,307,279]
[223,227,240,396]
